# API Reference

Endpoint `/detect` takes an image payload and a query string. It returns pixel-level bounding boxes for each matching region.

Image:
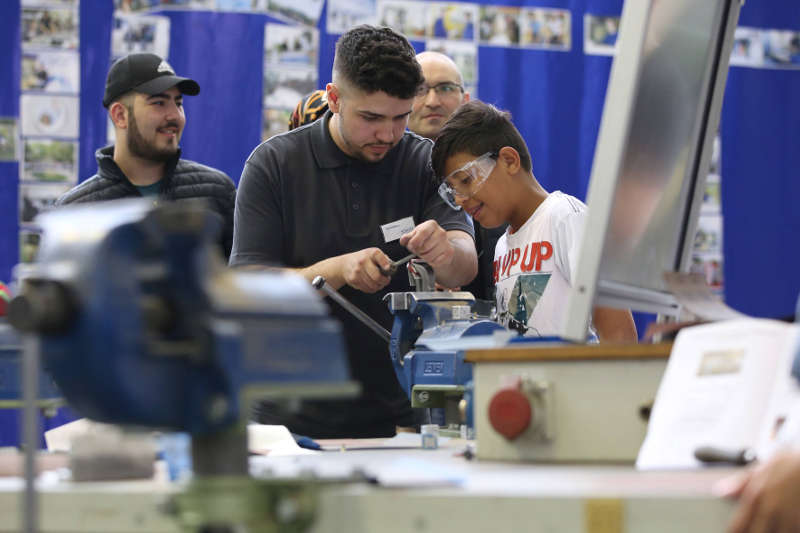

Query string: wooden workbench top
[465,342,673,363]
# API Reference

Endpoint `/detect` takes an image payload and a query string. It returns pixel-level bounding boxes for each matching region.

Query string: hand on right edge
[715,450,800,533]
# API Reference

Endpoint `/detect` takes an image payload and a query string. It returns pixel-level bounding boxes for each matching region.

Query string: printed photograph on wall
[22,0,79,6]
[0,119,19,162]
[22,139,78,183]
[425,39,478,87]
[693,214,722,254]
[261,108,292,142]
[426,3,478,42]
[708,135,721,175]
[263,68,317,109]
[479,6,521,47]
[378,0,428,40]
[157,0,215,9]
[762,30,800,68]
[691,132,724,295]
[729,28,764,67]
[267,0,325,27]
[584,14,618,56]
[216,0,258,11]
[327,0,377,34]
[20,94,80,138]
[18,183,72,224]
[702,173,721,215]
[690,255,724,292]
[114,0,159,12]
[21,6,79,49]
[18,230,42,264]
[265,23,319,68]
[20,0,80,7]
[21,50,80,93]
[702,137,722,212]
[112,14,170,59]
[520,8,570,50]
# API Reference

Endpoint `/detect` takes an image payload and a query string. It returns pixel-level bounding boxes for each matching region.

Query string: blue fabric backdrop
[0,2,21,281]
[1,0,799,446]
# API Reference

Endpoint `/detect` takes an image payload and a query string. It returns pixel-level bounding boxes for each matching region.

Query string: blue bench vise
[8,199,359,531]
[9,199,357,438]
[384,260,506,428]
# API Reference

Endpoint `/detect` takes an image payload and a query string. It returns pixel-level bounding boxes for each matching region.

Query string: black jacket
[57,146,236,258]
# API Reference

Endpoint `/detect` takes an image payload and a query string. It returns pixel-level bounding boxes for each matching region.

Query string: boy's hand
[340,248,392,293]
[399,220,455,270]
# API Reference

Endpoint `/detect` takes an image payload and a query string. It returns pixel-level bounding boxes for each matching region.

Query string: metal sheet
[563,0,741,340]
[600,0,727,290]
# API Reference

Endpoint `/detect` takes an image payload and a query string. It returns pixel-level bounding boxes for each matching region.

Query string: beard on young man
[126,109,181,163]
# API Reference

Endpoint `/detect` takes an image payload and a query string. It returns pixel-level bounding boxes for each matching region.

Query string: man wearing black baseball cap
[101,52,200,108]
[57,52,236,258]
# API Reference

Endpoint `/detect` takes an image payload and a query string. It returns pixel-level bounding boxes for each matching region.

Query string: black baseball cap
[103,53,200,108]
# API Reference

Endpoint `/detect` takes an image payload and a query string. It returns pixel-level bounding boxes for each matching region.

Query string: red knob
[488,388,532,440]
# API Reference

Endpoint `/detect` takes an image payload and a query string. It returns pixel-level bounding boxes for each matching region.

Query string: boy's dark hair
[432,100,532,180]
[333,25,423,100]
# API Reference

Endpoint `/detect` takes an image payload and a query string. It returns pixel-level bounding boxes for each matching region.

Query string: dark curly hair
[431,100,532,180]
[333,25,423,100]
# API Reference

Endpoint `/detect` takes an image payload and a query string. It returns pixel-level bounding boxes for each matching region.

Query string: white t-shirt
[493,191,593,338]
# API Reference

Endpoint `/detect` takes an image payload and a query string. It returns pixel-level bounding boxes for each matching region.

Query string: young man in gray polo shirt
[231,25,477,438]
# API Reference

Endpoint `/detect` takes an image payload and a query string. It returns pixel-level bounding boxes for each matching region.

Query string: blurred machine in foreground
[9,199,357,532]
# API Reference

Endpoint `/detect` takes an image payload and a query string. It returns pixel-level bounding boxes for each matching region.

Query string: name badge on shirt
[381,216,415,242]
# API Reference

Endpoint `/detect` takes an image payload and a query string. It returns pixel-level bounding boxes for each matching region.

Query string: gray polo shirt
[231,110,473,438]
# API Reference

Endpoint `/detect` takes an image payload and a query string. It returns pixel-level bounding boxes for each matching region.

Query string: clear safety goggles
[437,152,498,210]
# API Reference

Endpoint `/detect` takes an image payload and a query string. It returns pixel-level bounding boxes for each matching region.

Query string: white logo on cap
[156,60,175,75]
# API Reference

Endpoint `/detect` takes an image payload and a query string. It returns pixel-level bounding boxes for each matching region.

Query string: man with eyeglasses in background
[407,51,470,141]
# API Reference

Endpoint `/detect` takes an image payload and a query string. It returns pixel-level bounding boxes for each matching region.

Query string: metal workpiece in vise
[8,199,358,532]
[384,260,506,427]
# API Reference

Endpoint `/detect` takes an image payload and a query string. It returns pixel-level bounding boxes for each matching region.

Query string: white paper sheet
[247,424,319,456]
[636,319,800,470]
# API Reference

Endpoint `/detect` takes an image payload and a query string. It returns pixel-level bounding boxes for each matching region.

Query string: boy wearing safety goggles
[431,100,637,342]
